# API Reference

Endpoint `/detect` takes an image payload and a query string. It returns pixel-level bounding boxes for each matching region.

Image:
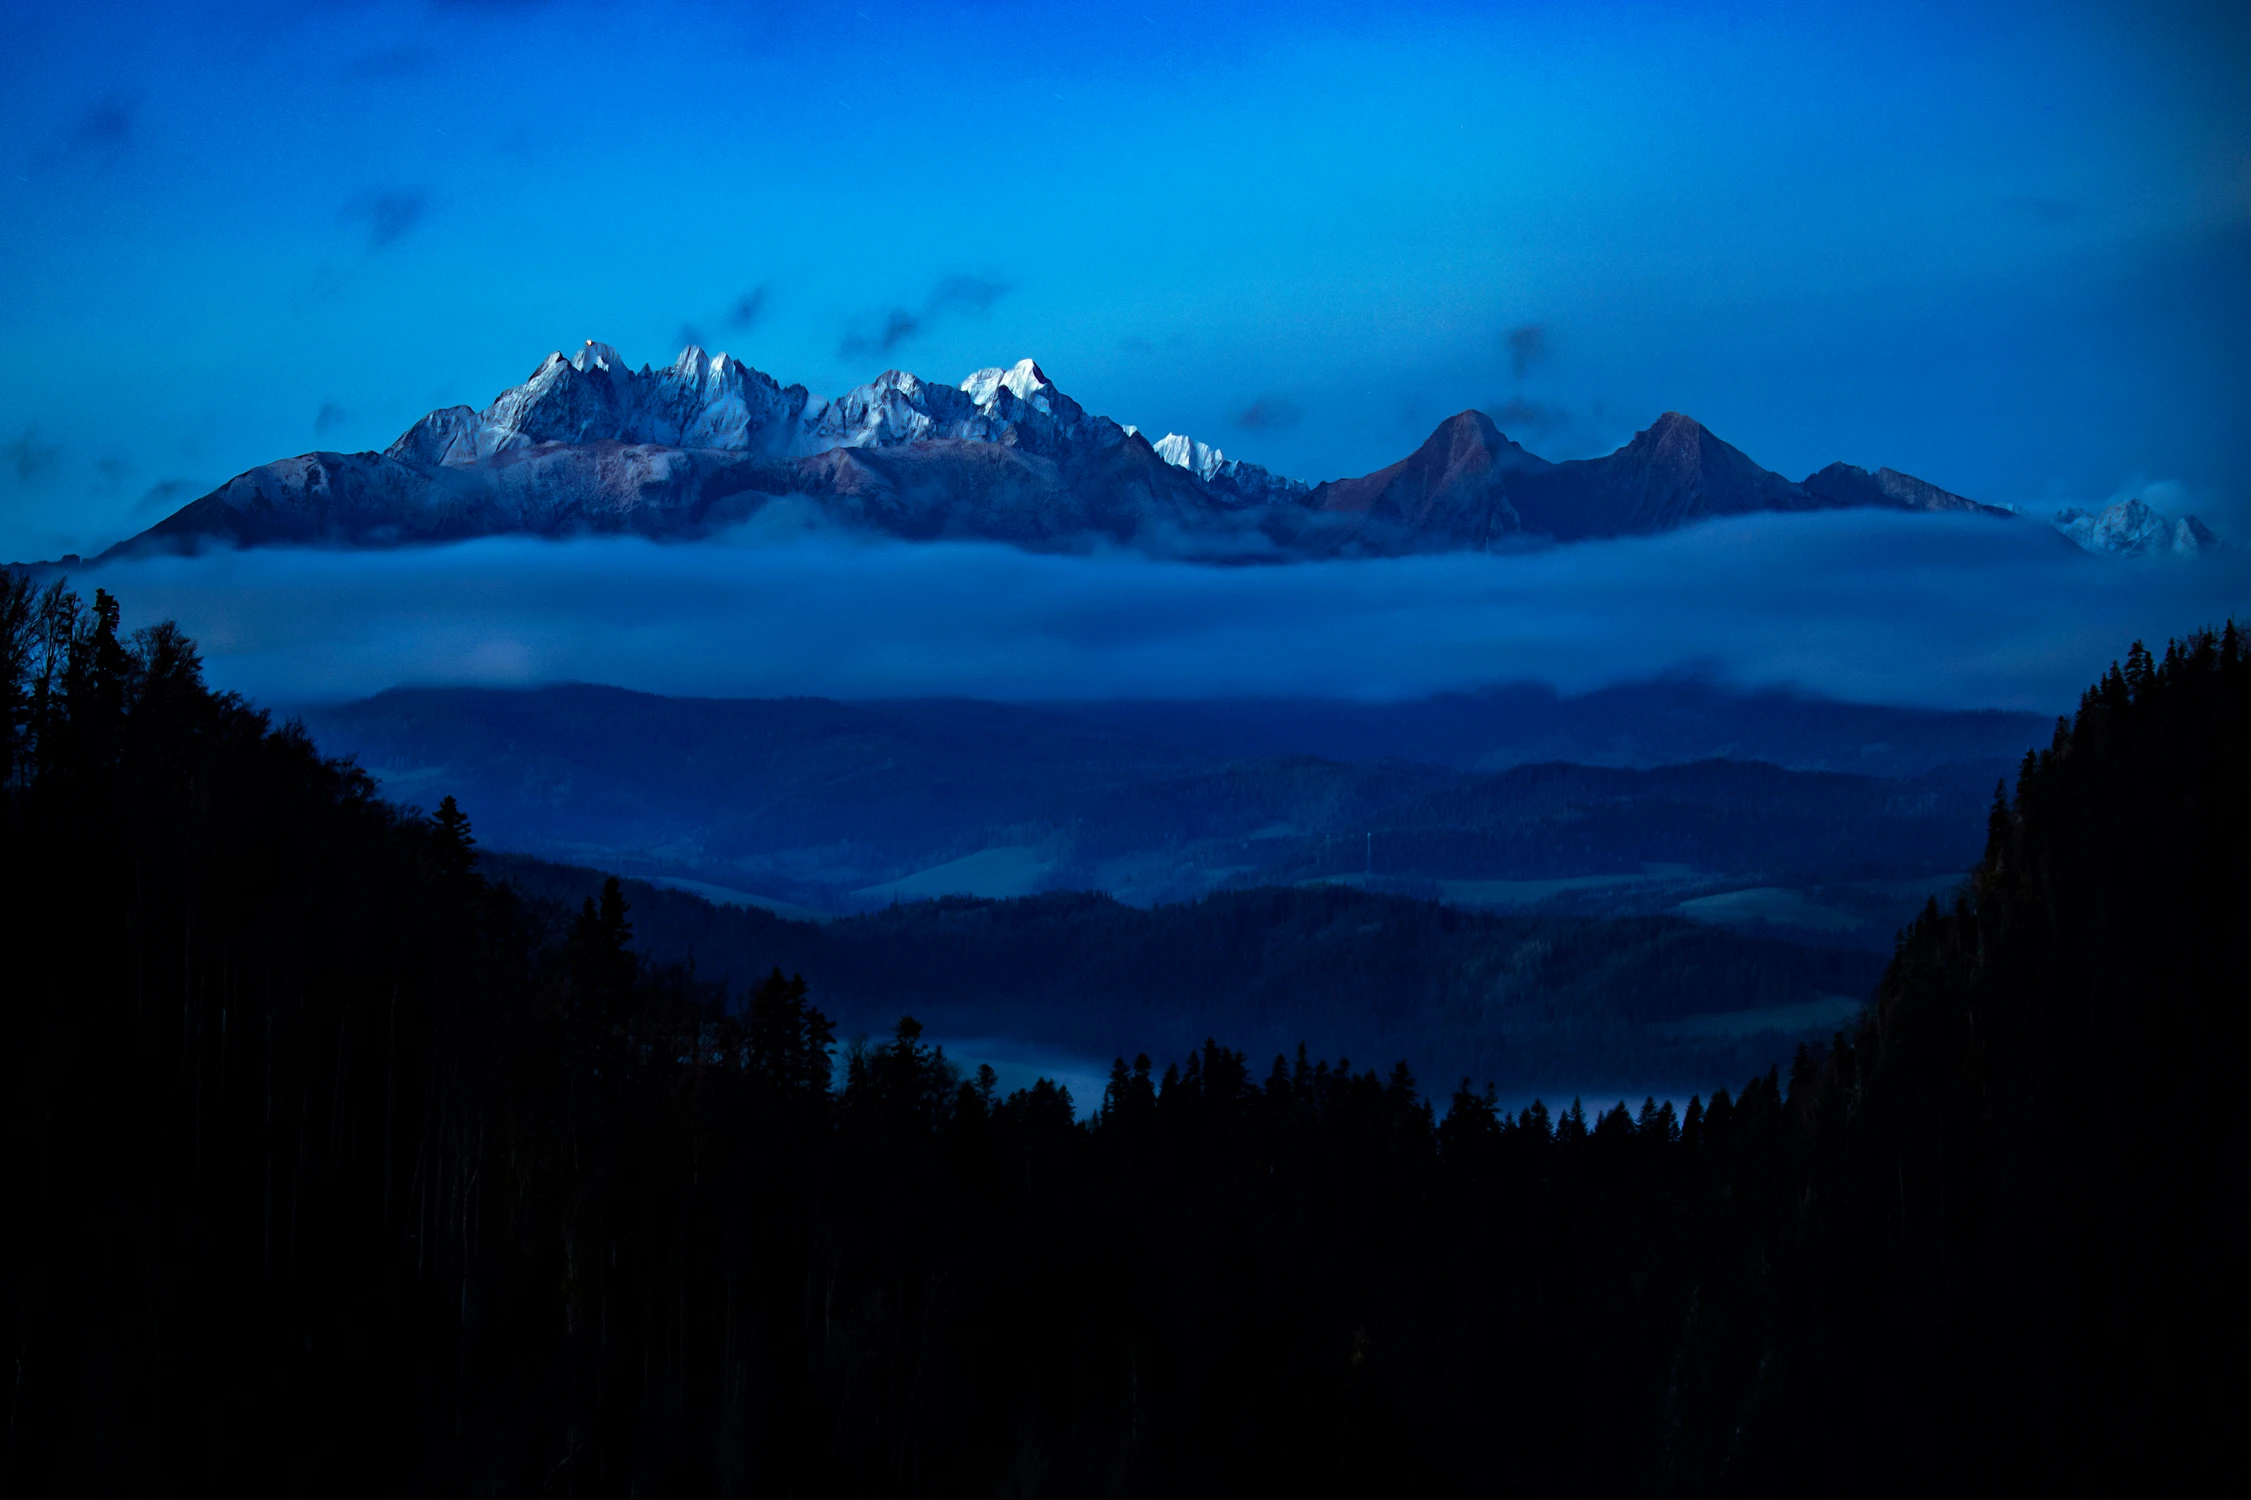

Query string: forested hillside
[3,572,2240,1494]
[486,857,1881,1095]
[298,682,2017,916]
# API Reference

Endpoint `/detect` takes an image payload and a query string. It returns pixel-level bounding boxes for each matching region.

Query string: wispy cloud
[1504,323,1551,379]
[71,96,135,152]
[29,94,136,172]
[1234,397,1303,431]
[726,285,768,330]
[840,308,921,360]
[1487,397,1569,438]
[344,188,433,251]
[839,274,1011,362]
[926,275,1008,317]
[5,428,62,484]
[131,479,196,518]
[676,285,775,361]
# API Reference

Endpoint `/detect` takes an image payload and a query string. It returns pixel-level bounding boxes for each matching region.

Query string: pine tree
[429,795,480,888]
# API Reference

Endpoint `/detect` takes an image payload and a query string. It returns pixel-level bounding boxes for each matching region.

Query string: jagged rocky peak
[117,336,2069,566]
[1624,412,1749,481]
[960,358,1054,411]
[1125,425,1310,503]
[2054,497,2222,557]
[1151,432,1225,481]
[382,340,1269,480]
[1801,461,2008,518]
[804,359,1050,454]
[382,341,810,464]
[1617,411,1707,469]
[801,368,959,450]
[569,339,631,374]
[958,358,1101,448]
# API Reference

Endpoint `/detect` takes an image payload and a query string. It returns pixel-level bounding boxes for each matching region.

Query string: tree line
[487,855,1885,1098]
[2,571,2242,1494]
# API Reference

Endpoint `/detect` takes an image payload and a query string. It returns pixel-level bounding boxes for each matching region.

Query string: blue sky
[2,0,2247,559]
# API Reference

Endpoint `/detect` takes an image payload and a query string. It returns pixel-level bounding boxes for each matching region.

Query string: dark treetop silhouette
[1,570,2243,1494]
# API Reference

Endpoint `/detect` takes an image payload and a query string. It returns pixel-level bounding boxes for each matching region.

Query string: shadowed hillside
[298,680,2033,931]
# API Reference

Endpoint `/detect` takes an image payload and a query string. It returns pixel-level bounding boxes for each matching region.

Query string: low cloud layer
[79,511,2249,714]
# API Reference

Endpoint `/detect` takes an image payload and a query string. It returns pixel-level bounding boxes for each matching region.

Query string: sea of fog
[76,509,2247,713]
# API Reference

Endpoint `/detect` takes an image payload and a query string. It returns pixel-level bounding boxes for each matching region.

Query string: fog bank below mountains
[86,510,2248,713]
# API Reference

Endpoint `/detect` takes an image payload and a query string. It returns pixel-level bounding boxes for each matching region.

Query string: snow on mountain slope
[2053,498,2223,556]
[1129,427,1311,505]
[92,340,2068,565]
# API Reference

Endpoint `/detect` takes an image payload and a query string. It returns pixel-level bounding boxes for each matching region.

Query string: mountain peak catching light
[1151,433,1225,481]
[87,338,2102,567]
[959,358,1053,409]
[570,340,630,374]
[2054,497,2222,556]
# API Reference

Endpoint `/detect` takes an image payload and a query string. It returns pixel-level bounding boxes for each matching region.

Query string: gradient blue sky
[3,0,2247,559]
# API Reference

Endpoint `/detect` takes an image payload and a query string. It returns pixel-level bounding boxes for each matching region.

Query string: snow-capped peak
[958,367,1006,405]
[1000,358,1050,402]
[570,340,629,374]
[960,358,1054,414]
[1130,426,1310,504]
[2055,497,2223,557]
[1151,432,1226,483]
[381,340,1302,494]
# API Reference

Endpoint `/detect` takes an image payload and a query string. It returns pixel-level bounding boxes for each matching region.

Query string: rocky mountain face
[107,340,2027,563]
[1802,461,2012,517]
[1288,410,2009,553]
[2054,497,2222,557]
[1129,428,1309,506]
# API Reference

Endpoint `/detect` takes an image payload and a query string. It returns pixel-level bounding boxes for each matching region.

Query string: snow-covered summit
[2054,497,2222,557]
[1151,432,1225,481]
[1127,426,1311,503]
[382,342,1250,480]
[386,340,811,465]
[569,339,629,374]
[960,358,1055,412]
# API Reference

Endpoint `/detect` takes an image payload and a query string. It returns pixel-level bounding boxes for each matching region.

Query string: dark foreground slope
[1703,628,2251,1489]
[3,574,2242,1494]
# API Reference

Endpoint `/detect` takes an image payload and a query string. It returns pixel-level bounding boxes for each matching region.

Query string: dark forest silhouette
[2,572,2242,1494]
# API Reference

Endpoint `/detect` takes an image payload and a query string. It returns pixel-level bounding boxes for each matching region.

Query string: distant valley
[490,857,1889,1100]
[297,677,2039,948]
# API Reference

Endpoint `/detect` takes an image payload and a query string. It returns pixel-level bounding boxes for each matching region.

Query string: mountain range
[295,679,2038,943]
[88,340,2099,564]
